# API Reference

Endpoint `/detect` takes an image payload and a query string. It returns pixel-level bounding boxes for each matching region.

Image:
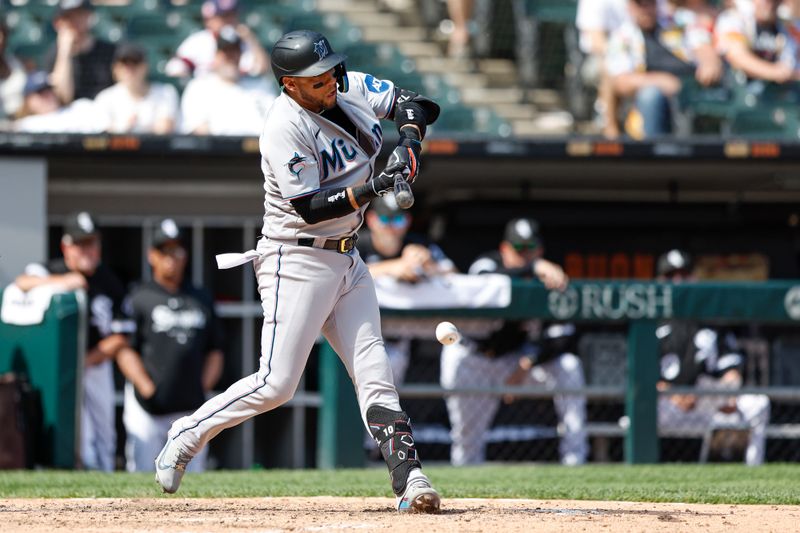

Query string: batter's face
[61,235,101,276]
[284,69,338,113]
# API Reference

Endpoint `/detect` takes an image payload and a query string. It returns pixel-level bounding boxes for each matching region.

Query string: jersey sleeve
[346,71,396,119]
[260,119,321,199]
[605,23,641,76]
[714,9,748,55]
[23,262,51,277]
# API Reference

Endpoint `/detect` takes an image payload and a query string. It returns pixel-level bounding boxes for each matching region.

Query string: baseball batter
[155,30,441,513]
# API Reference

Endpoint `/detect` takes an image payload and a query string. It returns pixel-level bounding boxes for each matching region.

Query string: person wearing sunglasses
[440,217,589,467]
[115,219,224,473]
[357,195,457,386]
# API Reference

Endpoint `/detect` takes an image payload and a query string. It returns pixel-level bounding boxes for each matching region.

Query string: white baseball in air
[436,321,461,345]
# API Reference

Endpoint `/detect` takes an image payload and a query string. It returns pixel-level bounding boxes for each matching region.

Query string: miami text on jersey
[320,138,359,179]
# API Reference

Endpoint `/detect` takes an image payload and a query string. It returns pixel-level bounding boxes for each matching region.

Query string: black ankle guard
[366,405,421,496]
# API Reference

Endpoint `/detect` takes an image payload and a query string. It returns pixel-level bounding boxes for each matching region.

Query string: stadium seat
[11,42,50,71]
[242,9,285,48]
[91,11,126,43]
[5,12,51,47]
[432,103,512,137]
[284,12,362,47]
[522,0,579,23]
[725,106,800,140]
[126,12,197,43]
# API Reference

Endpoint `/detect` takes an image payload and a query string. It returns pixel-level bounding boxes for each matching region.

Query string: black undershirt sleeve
[290,180,383,225]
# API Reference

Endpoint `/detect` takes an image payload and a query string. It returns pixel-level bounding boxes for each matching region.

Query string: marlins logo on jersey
[286,152,308,177]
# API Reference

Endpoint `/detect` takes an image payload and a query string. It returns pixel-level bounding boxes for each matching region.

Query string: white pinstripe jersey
[258,71,396,241]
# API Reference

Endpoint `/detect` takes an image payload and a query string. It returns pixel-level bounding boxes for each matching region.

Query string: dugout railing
[319,279,800,467]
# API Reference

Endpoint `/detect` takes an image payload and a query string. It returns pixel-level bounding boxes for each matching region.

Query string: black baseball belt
[297,235,358,254]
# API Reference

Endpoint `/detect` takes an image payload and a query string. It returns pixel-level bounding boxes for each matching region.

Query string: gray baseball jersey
[167,71,406,460]
[259,71,396,241]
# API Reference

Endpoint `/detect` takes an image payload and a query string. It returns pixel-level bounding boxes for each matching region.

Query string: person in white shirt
[94,43,179,134]
[180,26,276,136]
[0,20,26,124]
[14,70,104,133]
[165,0,268,79]
[576,0,633,138]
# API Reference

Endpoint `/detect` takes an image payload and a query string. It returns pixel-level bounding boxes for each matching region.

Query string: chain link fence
[365,318,800,465]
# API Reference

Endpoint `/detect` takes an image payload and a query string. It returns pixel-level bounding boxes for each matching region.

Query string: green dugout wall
[318,280,800,467]
[0,290,85,468]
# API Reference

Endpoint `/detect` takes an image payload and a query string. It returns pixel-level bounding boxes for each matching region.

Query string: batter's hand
[371,162,405,196]
[533,259,568,291]
[387,136,421,183]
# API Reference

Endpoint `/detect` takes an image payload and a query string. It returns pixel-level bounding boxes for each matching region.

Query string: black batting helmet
[270,30,349,92]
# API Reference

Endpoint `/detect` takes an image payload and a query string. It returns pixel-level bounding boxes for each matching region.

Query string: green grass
[1,464,799,504]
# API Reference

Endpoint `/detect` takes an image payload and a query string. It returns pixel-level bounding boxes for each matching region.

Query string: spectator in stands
[606,0,724,138]
[0,19,26,125]
[180,26,276,135]
[357,195,457,384]
[14,70,104,133]
[655,248,771,465]
[94,43,179,134]
[439,218,588,466]
[116,219,224,473]
[576,0,631,138]
[445,0,474,58]
[165,0,268,79]
[46,0,116,105]
[715,0,800,85]
[15,212,132,471]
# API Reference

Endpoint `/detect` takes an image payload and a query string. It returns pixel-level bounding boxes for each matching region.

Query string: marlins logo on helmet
[313,39,329,60]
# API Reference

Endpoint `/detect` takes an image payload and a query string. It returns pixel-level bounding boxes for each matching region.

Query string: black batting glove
[387,130,422,183]
[370,162,405,196]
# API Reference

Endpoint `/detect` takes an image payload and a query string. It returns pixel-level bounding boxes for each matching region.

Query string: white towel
[1,283,59,326]
[373,273,511,310]
[216,250,261,269]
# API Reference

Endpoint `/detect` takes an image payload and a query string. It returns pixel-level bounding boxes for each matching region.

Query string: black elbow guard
[392,88,441,138]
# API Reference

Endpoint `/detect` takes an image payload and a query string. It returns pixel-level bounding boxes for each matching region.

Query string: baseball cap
[113,42,147,64]
[23,71,52,96]
[370,195,405,217]
[151,218,185,249]
[202,0,238,18]
[216,25,242,50]
[657,249,692,276]
[63,211,99,243]
[503,218,541,250]
[56,0,93,17]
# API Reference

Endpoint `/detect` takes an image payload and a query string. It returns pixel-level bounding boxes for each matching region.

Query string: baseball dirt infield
[2,497,797,532]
